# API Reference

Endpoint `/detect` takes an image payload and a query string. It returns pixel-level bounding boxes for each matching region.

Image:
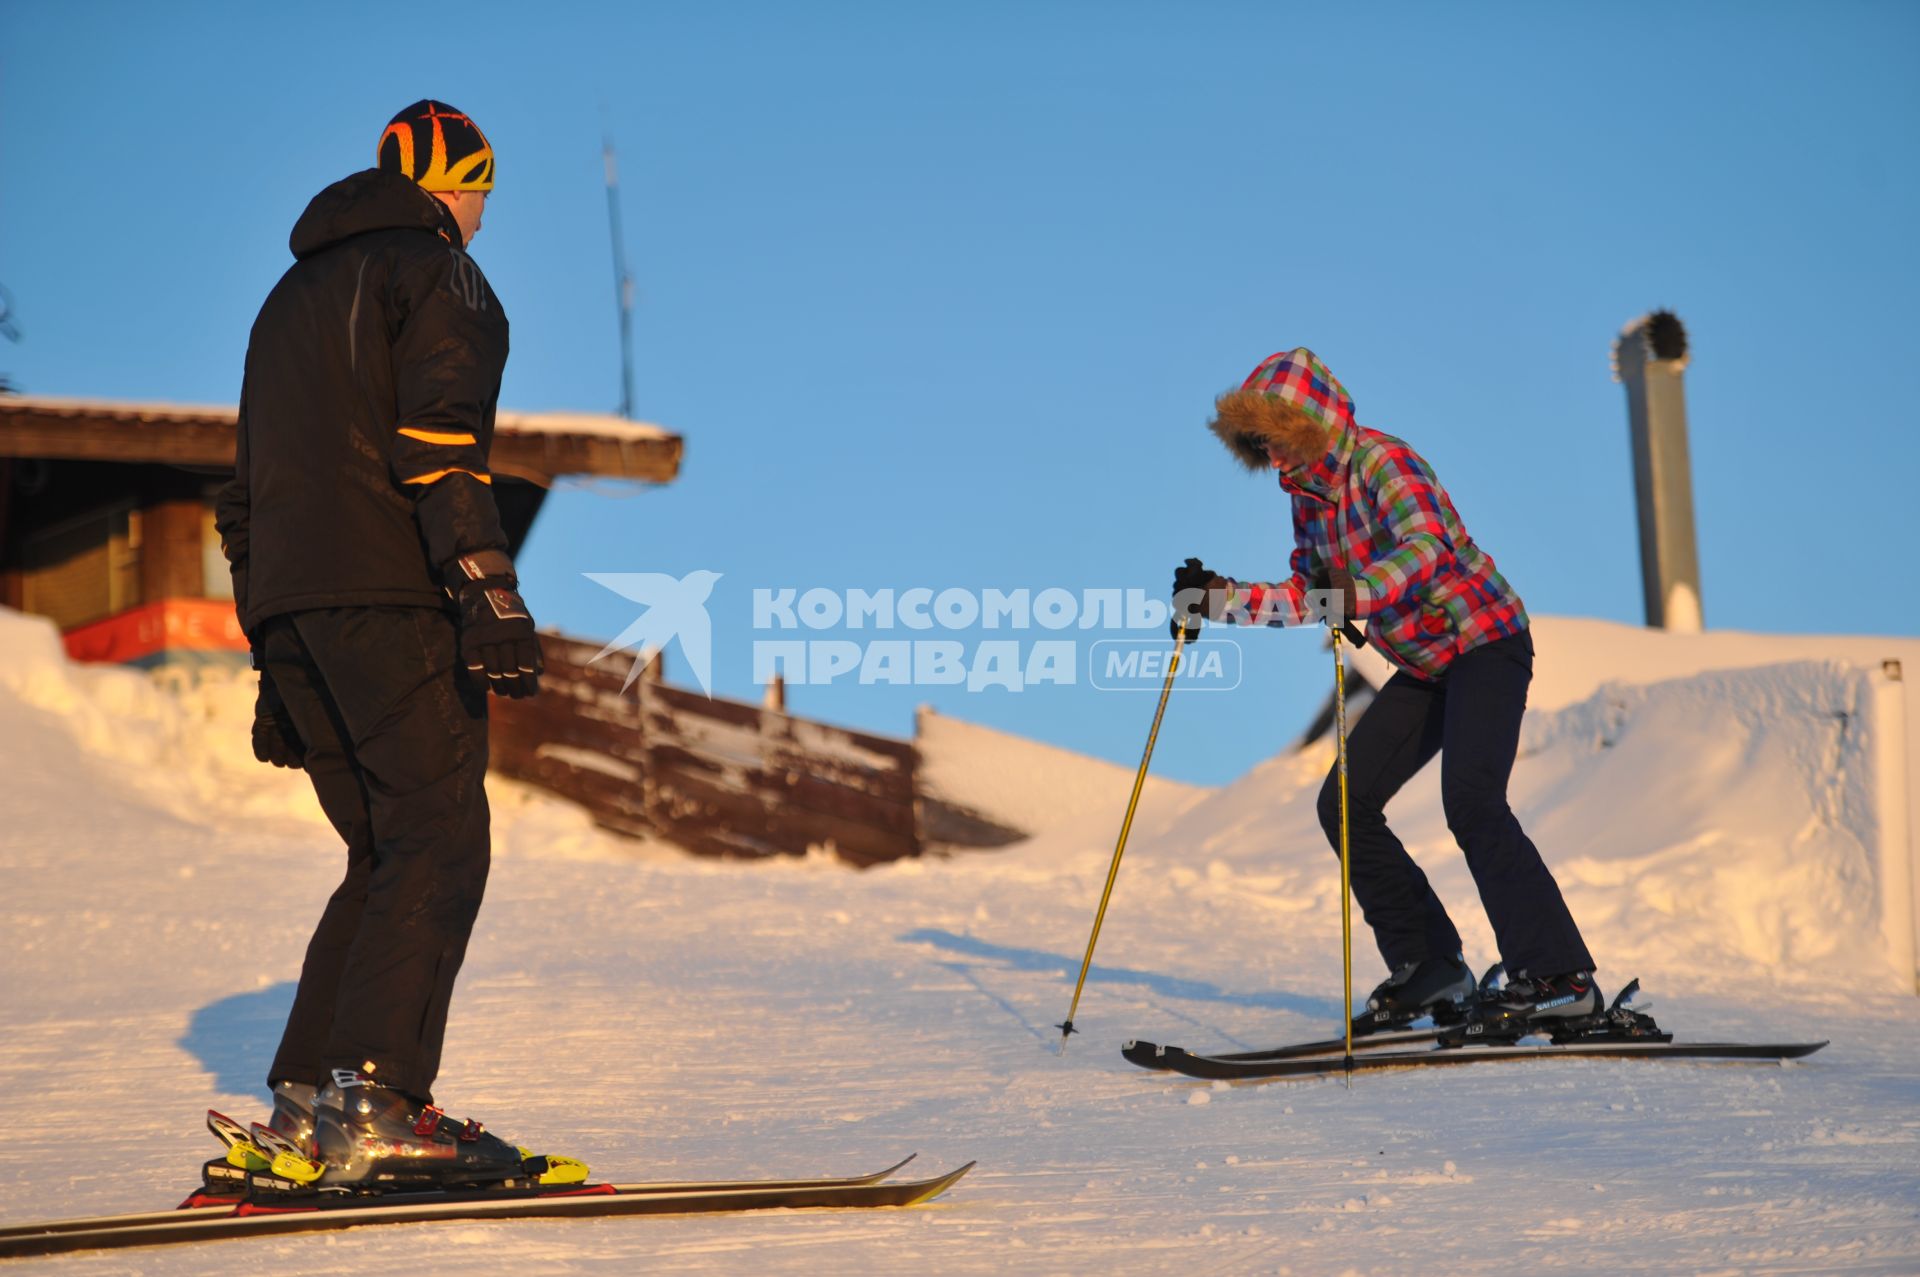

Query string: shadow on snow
[899,928,1344,1021]
[179,982,297,1096]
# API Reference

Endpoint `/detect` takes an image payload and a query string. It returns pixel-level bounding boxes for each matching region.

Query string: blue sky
[3,1,1915,784]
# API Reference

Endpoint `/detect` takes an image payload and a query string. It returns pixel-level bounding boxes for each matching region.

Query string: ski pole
[1057,623,1191,1049]
[1332,624,1355,1081]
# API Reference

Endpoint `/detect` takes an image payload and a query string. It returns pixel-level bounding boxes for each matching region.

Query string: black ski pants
[1316,628,1594,979]
[258,606,490,1103]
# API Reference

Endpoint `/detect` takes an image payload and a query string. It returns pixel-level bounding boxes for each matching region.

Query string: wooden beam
[0,407,236,466]
[491,430,683,486]
[0,400,683,483]
[138,499,206,600]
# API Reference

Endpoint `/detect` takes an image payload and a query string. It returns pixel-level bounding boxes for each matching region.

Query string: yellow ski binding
[519,1148,591,1185]
[224,1141,271,1173]
[250,1123,325,1185]
[206,1110,271,1172]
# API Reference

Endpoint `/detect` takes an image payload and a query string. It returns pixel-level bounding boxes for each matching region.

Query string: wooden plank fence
[490,631,923,866]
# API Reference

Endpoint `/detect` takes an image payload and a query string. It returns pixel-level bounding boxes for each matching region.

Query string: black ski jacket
[217,168,510,636]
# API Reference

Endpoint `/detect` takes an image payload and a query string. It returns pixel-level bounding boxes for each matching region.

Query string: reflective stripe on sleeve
[400,467,492,486]
[398,427,481,446]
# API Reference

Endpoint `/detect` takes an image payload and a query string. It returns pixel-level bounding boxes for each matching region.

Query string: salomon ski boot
[312,1069,528,1191]
[1353,955,1477,1035]
[1441,970,1600,1046]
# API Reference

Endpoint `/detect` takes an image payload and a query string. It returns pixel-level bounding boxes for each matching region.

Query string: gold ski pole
[1057,623,1190,1050]
[1333,624,1355,1082]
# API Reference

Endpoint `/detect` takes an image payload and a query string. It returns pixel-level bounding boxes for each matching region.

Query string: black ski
[0,1158,967,1258]
[1123,1024,1446,1070]
[1130,1038,1827,1081]
[0,1154,923,1241]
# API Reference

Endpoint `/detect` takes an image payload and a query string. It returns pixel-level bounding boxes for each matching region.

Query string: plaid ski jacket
[1214,354,1528,680]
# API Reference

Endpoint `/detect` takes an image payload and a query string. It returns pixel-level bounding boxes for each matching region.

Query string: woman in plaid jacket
[1177,348,1598,1037]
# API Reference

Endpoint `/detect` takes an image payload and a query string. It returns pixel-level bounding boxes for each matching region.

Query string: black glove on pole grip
[445,548,544,699]
[1170,557,1215,640]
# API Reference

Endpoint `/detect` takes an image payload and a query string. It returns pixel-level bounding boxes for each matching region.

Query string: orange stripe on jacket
[401,467,491,486]
[398,427,480,446]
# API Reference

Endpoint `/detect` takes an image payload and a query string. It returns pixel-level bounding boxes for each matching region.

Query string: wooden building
[0,395,680,665]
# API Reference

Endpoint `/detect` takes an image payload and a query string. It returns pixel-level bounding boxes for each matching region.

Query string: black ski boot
[1353,955,1477,1036]
[265,1079,317,1152]
[312,1070,528,1191]
[1441,970,1601,1046]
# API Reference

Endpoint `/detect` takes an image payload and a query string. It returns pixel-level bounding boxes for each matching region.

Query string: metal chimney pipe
[1613,310,1704,632]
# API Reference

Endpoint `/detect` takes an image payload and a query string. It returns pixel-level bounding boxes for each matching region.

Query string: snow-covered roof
[494,409,670,444]
[0,394,682,484]
[0,395,243,422]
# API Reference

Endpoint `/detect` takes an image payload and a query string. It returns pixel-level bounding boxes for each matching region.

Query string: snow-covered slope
[1176,657,1913,989]
[916,706,1208,849]
[1342,614,1920,713]
[1323,616,1920,986]
[2,607,1917,1273]
[1522,615,1920,713]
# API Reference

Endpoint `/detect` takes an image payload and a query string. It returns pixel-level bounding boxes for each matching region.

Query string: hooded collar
[1274,416,1355,503]
[289,167,462,260]
[1207,347,1359,501]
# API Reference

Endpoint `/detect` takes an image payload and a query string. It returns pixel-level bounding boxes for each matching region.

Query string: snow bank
[1525,615,1920,713]
[915,705,1209,849]
[1518,660,1901,980]
[1155,644,1918,989]
[0,608,327,828]
[1344,614,1920,713]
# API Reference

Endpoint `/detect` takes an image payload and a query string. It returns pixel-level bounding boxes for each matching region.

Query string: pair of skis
[0,1153,972,1259]
[1122,979,1827,1081]
[1125,1034,1828,1081]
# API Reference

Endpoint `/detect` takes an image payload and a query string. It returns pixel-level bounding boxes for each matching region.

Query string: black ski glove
[1324,567,1367,648]
[1170,557,1226,640]
[252,667,306,769]
[444,548,544,699]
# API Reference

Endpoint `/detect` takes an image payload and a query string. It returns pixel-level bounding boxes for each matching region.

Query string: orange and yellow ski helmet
[377,100,493,192]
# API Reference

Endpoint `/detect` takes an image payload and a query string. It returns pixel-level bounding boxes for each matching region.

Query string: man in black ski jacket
[216,100,550,1188]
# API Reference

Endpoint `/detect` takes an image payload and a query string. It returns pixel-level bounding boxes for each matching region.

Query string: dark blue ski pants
[1316,628,1594,979]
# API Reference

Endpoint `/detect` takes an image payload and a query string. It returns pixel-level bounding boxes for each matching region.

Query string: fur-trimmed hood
[1207,348,1357,482]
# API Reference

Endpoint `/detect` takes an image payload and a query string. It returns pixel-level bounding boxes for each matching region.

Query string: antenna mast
[603,138,636,420]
